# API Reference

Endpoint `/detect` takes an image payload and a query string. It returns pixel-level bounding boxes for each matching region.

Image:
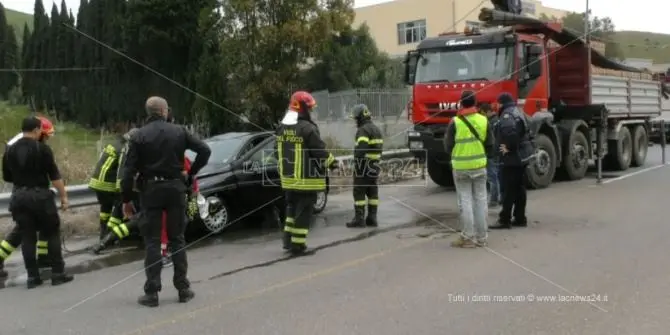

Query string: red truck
[403,8,665,188]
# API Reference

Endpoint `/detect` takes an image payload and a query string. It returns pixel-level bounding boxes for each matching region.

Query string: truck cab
[404,26,556,187]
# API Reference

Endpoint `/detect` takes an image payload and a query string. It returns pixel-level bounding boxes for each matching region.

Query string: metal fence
[0,150,414,218]
[311,88,411,121]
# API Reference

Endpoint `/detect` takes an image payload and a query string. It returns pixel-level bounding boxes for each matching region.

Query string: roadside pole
[661,120,667,164]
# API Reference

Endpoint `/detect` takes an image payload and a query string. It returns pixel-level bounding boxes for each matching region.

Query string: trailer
[403,8,666,188]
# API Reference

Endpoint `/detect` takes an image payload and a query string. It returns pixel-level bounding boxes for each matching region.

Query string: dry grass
[0,103,112,189]
[0,207,99,240]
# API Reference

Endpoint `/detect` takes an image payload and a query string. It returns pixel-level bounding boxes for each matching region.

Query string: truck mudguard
[530,111,562,161]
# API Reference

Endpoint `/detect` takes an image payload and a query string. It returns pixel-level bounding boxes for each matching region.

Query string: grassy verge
[0,102,110,189]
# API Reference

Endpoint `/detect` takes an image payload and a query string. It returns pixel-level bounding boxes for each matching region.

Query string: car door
[233,137,280,212]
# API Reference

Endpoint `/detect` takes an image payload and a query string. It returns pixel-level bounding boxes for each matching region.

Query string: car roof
[206,131,272,142]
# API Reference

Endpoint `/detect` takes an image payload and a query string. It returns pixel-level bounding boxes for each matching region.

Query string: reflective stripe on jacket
[277,120,334,192]
[89,141,122,192]
[451,113,488,170]
[354,121,384,161]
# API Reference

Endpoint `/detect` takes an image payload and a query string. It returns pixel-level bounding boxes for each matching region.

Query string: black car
[186,132,329,234]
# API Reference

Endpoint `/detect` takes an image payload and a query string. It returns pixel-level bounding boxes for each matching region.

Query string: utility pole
[584,0,591,102]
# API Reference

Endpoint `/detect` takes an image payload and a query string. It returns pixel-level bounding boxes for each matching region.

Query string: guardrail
[0,149,414,219]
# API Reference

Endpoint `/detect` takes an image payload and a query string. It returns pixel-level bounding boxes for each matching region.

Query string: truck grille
[424,103,458,118]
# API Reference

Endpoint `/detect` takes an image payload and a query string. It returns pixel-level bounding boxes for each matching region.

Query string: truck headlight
[409,141,424,149]
[408,131,420,137]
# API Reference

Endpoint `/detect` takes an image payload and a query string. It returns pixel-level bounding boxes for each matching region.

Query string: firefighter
[0,116,55,278]
[278,91,338,255]
[88,131,125,241]
[2,116,73,288]
[346,104,383,228]
[91,128,140,254]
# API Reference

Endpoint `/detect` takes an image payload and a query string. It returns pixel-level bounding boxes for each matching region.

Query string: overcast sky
[3,0,667,34]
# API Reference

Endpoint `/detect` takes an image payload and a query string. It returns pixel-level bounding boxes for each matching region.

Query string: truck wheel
[558,130,589,180]
[631,125,648,167]
[427,158,454,187]
[605,126,632,171]
[526,134,557,189]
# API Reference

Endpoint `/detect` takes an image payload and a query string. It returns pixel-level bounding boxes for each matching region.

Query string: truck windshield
[414,45,514,83]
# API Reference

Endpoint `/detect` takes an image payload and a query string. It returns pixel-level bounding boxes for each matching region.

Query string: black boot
[178,288,195,303]
[289,244,308,256]
[346,207,366,228]
[99,222,108,241]
[92,233,117,255]
[282,232,292,250]
[489,219,511,229]
[27,276,43,289]
[138,293,159,307]
[365,205,378,227]
[51,273,74,286]
[0,259,7,278]
[512,218,527,227]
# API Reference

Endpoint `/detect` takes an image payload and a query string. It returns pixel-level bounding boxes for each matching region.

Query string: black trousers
[95,191,117,239]
[499,166,527,224]
[352,176,379,215]
[9,188,65,277]
[283,191,316,247]
[139,180,188,294]
[0,224,49,262]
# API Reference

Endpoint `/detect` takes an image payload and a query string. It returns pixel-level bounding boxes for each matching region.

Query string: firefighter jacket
[115,140,140,192]
[276,116,335,192]
[89,139,123,192]
[353,120,384,177]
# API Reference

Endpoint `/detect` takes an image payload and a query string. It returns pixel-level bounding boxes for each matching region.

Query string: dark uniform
[346,104,384,228]
[490,93,534,229]
[0,132,52,277]
[2,117,73,288]
[278,91,336,254]
[88,138,123,240]
[121,112,210,307]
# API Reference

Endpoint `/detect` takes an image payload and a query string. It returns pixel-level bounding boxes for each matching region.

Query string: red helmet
[38,116,55,137]
[288,91,317,113]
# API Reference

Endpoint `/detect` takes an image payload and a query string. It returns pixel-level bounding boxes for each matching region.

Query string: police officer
[346,104,383,228]
[0,116,55,278]
[2,116,73,288]
[121,96,210,307]
[278,91,337,255]
[88,132,124,241]
[489,92,534,229]
[92,128,140,254]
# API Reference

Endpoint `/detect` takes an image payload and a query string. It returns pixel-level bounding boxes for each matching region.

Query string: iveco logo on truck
[445,39,473,46]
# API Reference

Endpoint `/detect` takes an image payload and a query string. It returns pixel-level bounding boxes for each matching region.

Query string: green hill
[612,31,670,63]
[4,7,32,37]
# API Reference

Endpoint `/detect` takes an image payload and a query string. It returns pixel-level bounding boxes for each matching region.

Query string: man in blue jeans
[481,103,501,207]
[445,91,495,247]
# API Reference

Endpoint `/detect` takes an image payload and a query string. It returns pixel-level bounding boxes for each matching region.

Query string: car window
[238,135,270,158]
[248,139,277,166]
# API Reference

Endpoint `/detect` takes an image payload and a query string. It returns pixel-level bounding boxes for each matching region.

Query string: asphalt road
[1,146,669,335]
